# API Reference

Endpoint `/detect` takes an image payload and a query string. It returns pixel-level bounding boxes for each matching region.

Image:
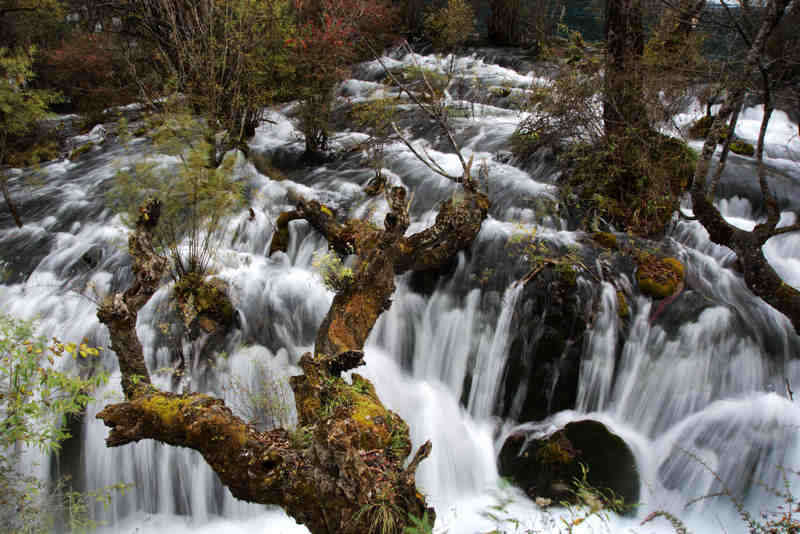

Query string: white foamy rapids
[3,49,800,534]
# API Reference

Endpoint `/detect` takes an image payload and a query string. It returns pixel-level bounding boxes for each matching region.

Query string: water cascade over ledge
[1,49,800,533]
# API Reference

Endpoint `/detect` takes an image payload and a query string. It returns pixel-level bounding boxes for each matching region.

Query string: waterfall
[2,50,800,534]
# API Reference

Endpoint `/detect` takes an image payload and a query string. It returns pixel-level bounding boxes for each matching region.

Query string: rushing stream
[2,49,800,534]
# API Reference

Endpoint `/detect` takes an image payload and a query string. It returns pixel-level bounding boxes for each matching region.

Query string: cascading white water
[2,50,800,534]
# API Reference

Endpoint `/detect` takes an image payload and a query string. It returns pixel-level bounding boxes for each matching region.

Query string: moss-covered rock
[636,254,684,298]
[730,140,755,156]
[617,290,630,318]
[559,133,695,236]
[173,274,235,335]
[500,254,593,423]
[498,419,639,513]
[68,142,95,160]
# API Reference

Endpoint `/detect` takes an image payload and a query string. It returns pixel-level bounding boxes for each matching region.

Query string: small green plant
[355,499,403,534]
[289,425,314,449]
[312,250,355,292]
[404,511,435,534]
[560,464,626,533]
[218,356,293,430]
[109,107,245,283]
[352,97,399,186]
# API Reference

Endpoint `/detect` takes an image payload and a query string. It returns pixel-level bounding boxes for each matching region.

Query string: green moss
[560,133,695,235]
[556,262,577,286]
[617,290,630,318]
[592,232,618,249]
[636,255,684,298]
[536,434,575,465]
[174,274,235,331]
[140,394,192,426]
[730,140,755,156]
[69,142,95,160]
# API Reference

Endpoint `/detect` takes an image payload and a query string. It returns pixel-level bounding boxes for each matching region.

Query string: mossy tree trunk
[97,175,488,532]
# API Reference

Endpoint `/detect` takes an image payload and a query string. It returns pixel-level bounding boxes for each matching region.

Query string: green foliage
[109,110,245,281]
[352,97,399,181]
[288,425,313,449]
[559,133,696,235]
[0,47,60,164]
[687,115,716,140]
[0,0,65,51]
[404,511,435,534]
[312,250,355,293]
[511,56,604,160]
[424,0,476,51]
[558,464,626,533]
[355,499,404,534]
[0,315,105,450]
[62,482,133,534]
[0,314,112,532]
[68,142,94,161]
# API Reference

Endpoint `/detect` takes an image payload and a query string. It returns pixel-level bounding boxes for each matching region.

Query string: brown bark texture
[97,175,489,533]
[603,0,647,140]
[689,0,800,333]
[1,178,23,228]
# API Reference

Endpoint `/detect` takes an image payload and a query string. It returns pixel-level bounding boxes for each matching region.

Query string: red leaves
[40,32,124,111]
[291,0,398,90]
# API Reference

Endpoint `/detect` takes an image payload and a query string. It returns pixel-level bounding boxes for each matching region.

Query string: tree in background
[0,0,64,50]
[424,0,476,51]
[0,47,60,227]
[38,33,120,114]
[488,0,565,47]
[109,0,297,156]
[291,0,398,159]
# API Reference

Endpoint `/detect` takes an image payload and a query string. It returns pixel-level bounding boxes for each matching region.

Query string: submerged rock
[498,419,640,513]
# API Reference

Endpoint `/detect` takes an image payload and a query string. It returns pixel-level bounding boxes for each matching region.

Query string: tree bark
[603,0,647,139]
[98,177,489,532]
[1,178,23,228]
[690,0,800,333]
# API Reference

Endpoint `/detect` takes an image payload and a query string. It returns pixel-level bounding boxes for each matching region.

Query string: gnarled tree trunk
[97,172,488,532]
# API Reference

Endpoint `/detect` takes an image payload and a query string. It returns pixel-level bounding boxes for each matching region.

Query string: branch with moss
[97,196,439,534]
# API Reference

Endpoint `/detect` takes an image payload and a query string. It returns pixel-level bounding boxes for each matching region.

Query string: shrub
[0,314,109,532]
[40,33,123,113]
[109,110,245,282]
